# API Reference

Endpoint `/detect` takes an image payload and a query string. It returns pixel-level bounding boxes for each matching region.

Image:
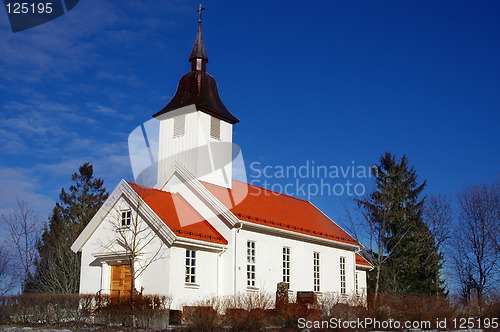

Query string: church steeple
[189,5,208,71]
[152,5,239,124]
[154,5,238,190]
[189,22,208,71]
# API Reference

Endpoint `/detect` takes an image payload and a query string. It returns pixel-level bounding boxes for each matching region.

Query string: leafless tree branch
[1,198,41,292]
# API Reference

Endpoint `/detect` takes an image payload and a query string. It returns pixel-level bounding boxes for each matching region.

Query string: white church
[71,14,372,309]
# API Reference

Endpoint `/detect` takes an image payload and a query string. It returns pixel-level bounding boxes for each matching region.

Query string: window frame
[313,252,320,292]
[246,240,256,287]
[185,249,196,284]
[283,247,291,287]
[340,256,346,294]
[121,210,131,226]
[355,271,359,296]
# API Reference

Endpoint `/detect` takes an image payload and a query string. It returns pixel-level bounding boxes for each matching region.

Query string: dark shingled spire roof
[152,18,239,124]
[189,23,208,63]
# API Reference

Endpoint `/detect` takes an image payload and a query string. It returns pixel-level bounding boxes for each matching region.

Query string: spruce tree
[27,163,108,293]
[358,152,443,295]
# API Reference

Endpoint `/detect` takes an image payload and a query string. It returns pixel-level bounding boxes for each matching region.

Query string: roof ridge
[200,179,310,203]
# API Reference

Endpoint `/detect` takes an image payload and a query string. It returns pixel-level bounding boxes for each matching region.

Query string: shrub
[0,292,498,330]
[0,293,171,329]
[182,305,220,331]
[0,293,81,324]
[182,292,275,330]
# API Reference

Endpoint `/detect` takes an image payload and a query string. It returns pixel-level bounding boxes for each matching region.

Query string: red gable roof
[202,180,359,246]
[128,183,227,245]
[128,180,359,247]
[355,253,372,267]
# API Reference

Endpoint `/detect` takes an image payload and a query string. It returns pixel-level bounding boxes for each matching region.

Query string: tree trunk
[130,261,135,307]
[374,264,381,302]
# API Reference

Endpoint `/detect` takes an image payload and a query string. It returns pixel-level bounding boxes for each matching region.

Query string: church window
[247,241,256,287]
[283,247,290,287]
[355,272,359,295]
[185,249,196,283]
[340,256,346,294]
[313,252,320,292]
[210,117,221,140]
[121,211,131,226]
[173,115,186,138]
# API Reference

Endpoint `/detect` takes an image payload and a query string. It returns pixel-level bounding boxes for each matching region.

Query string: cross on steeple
[196,4,205,23]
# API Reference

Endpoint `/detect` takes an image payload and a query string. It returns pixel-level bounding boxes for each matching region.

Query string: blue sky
[0,0,499,247]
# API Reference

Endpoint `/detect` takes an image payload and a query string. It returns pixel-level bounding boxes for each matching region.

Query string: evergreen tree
[27,163,108,293]
[357,152,443,295]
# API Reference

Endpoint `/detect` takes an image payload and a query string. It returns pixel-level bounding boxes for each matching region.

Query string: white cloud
[0,0,185,224]
[0,99,108,158]
[95,71,143,88]
[0,150,133,220]
[87,102,118,116]
[0,167,54,219]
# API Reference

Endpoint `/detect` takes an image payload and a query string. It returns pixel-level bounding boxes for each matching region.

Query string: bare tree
[358,202,387,301]
[344,192,409,301]
[425,194,453,251]
[340,200,360,242]
[487,178,500,254]
[103,185,166,299]
[452,181,499,301]
[1,199,41,292]
[356,199,410,301]
[32,233,82,293]
[424,194,453,293]
[0,246,16,295]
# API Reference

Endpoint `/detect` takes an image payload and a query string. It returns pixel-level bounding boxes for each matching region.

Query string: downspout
[234,222,243,295]
[217,247,227,297]
[353,251,357,295]
[99,262,103,294]
[354,246,362,294]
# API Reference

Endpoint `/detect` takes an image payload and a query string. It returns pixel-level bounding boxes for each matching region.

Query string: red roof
[355,253,372,267]
[128,180,359,247]
[202,180,359,246]
[128,183,227,245]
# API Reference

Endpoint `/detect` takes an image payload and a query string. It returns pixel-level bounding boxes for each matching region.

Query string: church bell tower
[153,6,239,190]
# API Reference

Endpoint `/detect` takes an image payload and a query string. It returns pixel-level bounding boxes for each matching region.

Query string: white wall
[229,227,358,296]
[79,195,170,296]
[79,197,125,294]
[156,105,233,189]
[78,191,366,307]
[355,269,368,297]
[80,242,106,294]
[167,245,220,309]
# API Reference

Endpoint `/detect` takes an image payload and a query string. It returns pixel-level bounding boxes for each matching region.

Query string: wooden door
[110,264,132,298]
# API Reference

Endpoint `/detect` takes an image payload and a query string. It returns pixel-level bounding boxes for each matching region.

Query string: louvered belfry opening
[173,115,186,138]
[210,116,220,140]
